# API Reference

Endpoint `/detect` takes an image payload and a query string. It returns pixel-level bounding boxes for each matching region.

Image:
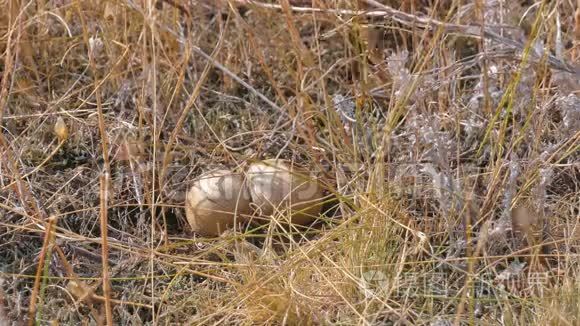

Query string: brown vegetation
[0,0,578,324]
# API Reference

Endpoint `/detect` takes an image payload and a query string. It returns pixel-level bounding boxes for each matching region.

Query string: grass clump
[0,0,578,324]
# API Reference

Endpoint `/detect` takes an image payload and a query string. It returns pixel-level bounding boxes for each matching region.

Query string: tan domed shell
[185,169,252,236]
[246,159,324,225]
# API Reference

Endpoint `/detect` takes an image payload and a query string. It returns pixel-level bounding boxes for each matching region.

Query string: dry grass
[1,0,579,325]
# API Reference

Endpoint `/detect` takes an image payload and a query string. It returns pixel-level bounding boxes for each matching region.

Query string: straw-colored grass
[0,0,579,324]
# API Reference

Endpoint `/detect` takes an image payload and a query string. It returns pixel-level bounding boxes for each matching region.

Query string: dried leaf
[67,280,96,305]
[54,117,69,142]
